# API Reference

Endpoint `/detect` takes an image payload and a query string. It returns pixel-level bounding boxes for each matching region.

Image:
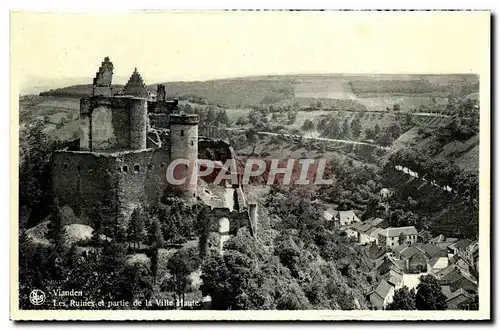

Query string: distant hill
[35,74,479,109]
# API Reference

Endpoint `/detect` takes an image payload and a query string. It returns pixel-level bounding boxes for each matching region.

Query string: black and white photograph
[10,10,490,321]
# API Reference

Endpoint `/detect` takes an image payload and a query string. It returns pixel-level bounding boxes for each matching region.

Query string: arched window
[134,164,140,173]
[219,217,230,234]
[181,130,184,136]
[122,165,128,173]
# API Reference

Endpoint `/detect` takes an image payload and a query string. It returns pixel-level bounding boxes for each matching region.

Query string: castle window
[134,164,140,173]
[77,165,81,172]
[63,163,69,170]
[181,130,184,136]
[191,140,194,146]
[122,165,129,173]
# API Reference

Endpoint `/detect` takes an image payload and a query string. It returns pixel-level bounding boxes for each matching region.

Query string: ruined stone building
[52,57,257,250]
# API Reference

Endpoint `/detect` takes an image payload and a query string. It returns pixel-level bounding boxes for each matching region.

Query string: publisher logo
[29,289,45,306]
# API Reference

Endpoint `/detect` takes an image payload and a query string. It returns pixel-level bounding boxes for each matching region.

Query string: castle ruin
[52,57,257,249]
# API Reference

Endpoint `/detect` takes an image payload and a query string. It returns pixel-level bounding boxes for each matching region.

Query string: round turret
[169,114,199,202]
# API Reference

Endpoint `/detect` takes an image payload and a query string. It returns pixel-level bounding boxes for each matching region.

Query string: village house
[427,256,449,274]
[419,242,449,259]
[393,245,429,273]
[417,229,433,243]
[448,239,473,256]
[375,255,405,275]
[368,279,395,310]
[349,217,387,244]
[338,210,361,227]
[381,268,404,290]
[366,244,387,261]
[429,234,458,249]
[445,288,473,310]
[379,188,395,200]
[378,226,418,248]
[436,265,478,293]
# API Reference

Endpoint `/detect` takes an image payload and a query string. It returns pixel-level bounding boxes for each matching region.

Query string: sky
[11,11,489,90]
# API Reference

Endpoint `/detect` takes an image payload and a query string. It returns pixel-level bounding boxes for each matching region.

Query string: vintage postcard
[10,10,490,321]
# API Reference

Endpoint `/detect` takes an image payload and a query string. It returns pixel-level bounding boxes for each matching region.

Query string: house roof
[393,244,408,254]
[468,241,479,253]
[368,227,384,239]
[428,257,449,270]
[430,235,459,245]
[350,221,366,232]
[441,285,453,299]
[377,255,405,274]
[446,288,472,302]
[440,266,478,286]
[454,258,471,272]
[379,226,418,237]
[323,208,339,221]
[364,217,385,227]
[400,246,427,259]
[382,269,404,287]
[429,234,446,244]
[368,245,387,260]
[450,239,474,251]
[338,210,358,222]
[420,243,447,258]
[374,280,394,300]
[436,264,458,279]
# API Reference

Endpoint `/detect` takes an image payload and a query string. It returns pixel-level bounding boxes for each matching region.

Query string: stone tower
[80,60,148,152]
[122,68,149,98]
[169,113,199,202]
[92,57,113,97]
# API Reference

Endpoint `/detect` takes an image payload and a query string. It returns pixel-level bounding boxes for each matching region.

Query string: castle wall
[52,148,171,237]
[109,99,133,151]
[91,105,116,151]
[129,98,148,149]
[79,114,91,151]
[148,113,169,129]
[52,151,119,234]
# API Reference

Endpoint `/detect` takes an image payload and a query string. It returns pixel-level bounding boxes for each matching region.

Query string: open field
[356,94,448,112]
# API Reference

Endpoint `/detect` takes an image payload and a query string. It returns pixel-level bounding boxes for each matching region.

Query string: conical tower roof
[122,68,149,97]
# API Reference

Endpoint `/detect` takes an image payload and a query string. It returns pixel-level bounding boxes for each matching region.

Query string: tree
[128,209,146,251]
[183,103,194,114]
[147,217,165,249]
[216,110,230,126]
[373,124,381,138]
[302,119,315,131]
[415,275,447,310]
[351,117,362,139]
[236,116,248,126]
[47,198,63,251]
[342,120,351,138]
[386,286,416,310]
[165,247,200,307]
[204,106,218,124]
[200,250,256,310]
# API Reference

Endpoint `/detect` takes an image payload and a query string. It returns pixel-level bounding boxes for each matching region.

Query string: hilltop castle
[52,57,257,249]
